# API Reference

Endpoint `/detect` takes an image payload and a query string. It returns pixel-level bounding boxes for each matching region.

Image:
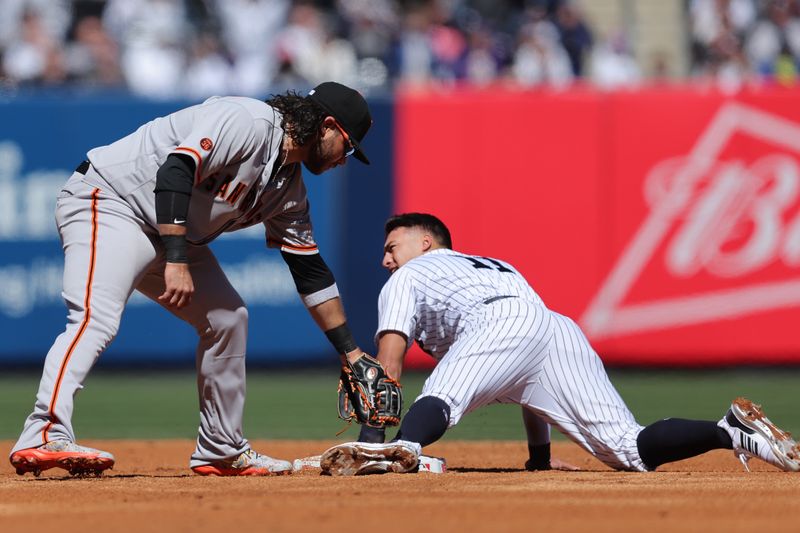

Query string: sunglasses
[333,121,356,158]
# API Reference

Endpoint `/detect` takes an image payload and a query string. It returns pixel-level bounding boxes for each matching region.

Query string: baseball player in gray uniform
[10,81,380,477]
[321,213,800,475]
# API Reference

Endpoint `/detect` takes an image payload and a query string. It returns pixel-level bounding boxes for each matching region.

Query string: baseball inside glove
[338,354,402,427]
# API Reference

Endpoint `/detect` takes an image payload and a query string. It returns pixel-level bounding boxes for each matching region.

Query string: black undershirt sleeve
[280,250,336,294]
[155,154,196,225]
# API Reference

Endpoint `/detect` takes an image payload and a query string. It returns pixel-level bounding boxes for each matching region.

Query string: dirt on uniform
[1,439,797,533]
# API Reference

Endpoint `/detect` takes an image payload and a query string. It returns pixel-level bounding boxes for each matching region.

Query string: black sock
[393,396,451,446]
[637,418,733,470]
[357,425,386,443]
[526,443,551,471]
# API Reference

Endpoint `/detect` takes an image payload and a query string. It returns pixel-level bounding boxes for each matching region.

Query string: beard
[302,137,329,175]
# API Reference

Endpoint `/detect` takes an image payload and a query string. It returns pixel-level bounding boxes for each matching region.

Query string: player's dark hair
[265,91,328,148]
[385,213,453,249]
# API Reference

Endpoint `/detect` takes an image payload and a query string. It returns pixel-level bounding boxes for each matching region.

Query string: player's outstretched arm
[522,407,580,471]
[305,297,402,427]
[375,330,409,381]
[307,297,365,364]
[280,248,365,363]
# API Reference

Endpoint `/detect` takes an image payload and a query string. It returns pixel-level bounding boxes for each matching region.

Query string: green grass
[0,368,798,441]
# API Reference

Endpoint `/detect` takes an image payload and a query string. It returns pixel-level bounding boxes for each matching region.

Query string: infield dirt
[1,439,797,533]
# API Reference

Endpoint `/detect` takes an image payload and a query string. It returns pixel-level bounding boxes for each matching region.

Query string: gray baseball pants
[11,168,252,466]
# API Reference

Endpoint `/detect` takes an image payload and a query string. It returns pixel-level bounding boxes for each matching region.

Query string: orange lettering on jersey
[226,183,247,205]
[216,176,232,199]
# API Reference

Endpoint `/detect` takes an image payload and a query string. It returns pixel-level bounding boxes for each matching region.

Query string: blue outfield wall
[0,94,393,366]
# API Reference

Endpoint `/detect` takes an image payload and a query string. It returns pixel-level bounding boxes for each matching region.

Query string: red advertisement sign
[396,86,800,366]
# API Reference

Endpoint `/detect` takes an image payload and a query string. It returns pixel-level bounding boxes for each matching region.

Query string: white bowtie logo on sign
[581,102,800,339]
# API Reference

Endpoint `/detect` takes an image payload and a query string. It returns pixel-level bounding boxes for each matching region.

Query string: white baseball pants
[419,299,647,471]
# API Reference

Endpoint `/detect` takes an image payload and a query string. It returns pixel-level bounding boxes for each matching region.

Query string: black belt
[483,295,516,305]
[75,160,90,174]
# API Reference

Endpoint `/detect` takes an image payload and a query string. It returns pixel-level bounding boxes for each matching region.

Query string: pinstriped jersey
[86,96,318,253]
[377,248,546,360]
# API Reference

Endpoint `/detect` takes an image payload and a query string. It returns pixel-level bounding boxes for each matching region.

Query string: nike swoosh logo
[173,218,186,224]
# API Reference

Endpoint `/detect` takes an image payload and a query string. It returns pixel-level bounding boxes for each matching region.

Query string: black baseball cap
[307,81,373,164]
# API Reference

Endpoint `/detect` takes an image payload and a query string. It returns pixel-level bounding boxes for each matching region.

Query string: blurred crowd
[1,0,800,99]
[690,0,800,88]
[0,0,604,98]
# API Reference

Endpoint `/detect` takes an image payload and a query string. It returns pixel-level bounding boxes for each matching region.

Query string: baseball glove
[337,354,402,427]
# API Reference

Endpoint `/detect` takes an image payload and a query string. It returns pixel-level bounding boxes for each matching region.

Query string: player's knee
[65,299,122,347]
[596,427,649,472]
[232,304,249,326]
[396,396,452,447]
[209,304,248,338]
[418,394,458,425]
[413,396,452,424]
[84,313,122,349]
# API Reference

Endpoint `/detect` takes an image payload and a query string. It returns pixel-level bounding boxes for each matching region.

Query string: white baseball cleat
[717,397,800,472]
[10,440,115,477]
[320,440,421,476]
[294,452,445,474]
[192,449,293,476]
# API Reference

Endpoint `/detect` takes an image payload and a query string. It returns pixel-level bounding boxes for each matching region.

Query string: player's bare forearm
[375,331,408,381]
[158,223,186,236]
[522,406,551,446]
[307,296,345,330]
[308,297,364,363]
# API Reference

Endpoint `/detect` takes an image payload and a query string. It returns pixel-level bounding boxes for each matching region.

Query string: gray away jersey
[377,248,546,359]
[86,96,319,253]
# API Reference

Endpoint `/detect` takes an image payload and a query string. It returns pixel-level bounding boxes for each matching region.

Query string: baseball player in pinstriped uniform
[10,81,384,477]
[320,213,800,475]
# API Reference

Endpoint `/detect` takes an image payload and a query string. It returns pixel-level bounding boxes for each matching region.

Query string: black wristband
[325,323,357,354]
[161,234,188,264]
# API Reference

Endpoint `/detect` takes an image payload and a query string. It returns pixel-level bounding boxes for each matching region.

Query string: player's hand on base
[159,262,194,309]
[550,458,581,471]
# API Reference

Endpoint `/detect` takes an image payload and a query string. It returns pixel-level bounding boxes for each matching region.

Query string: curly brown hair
[265,91,327,148]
